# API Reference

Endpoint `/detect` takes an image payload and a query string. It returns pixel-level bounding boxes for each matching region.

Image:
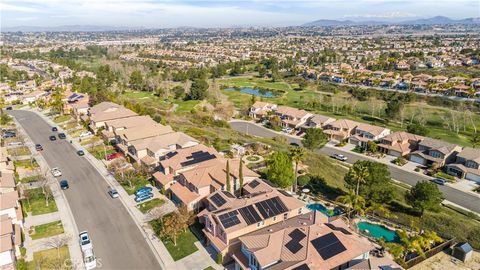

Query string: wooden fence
[404,238,455,269]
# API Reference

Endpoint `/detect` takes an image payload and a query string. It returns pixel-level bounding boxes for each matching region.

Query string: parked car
[79,131,92,138]
[49,135,56,141]
[282,128,293,134]
[106,152,123,161]
[431,178,447,185]
[51,167,62,177]
[82,247,97,270]
[108,187,119,198]
[134,192,153,203]
[52,127,58,132]
[2,132,16,138]
[79,231,93,252]
[35,144,43,151]
[331,153,348,161]
[134,186,153,197]
[290,142,300,147]
[77,150,85,156]
[7,141,23,147]
[59,180,69,190]
[5,106,12,110]
[58,133,66,139]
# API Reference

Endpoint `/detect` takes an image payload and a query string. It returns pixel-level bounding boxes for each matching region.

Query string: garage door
[410,155,425,165]
[466,173,480,183]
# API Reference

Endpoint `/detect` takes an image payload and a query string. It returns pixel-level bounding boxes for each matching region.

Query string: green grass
[19,175,43,183]
[162,227,199,261]
[434,171,455,181]
[8,146,31,156]
[175,100,201,113]
[124,91,155,99]
[31,220,64,240]
[61,122,78,130]
[87,144,115,160]
[79,136,101,146]
[120,177,150,195]
[303,152,349,190]
[30,246,70,270]
[137,198,165,213]
[14,159,39,169]
[203,267,215,270]
[53,115,72,123]
[21,188,58,216]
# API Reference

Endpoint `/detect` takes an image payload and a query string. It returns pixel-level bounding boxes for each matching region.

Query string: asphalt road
[10,110,160,270]
[230,121,480,213]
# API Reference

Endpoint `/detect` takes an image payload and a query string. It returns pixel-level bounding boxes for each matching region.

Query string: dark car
[5,106,12,110]
[77,150,85,156]
[2,132,16,138]
[60,180,69,190]
[290,142,300,147]
[49,135,56,141]
[52,127,58,132]
[35,144,43,151]
[58,133,66,139]
[431,178,447,185]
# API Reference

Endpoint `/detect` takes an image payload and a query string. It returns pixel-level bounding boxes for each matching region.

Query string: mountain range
[1,25,144,32]
[302,16,480,27]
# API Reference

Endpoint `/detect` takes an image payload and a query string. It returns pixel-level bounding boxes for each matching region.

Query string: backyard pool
[357,221,400,243]
[306,203,342,217]
[224,87,275,97]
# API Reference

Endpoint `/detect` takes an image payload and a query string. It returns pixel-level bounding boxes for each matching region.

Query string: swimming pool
[357,221,400,243]
[306,203,342,217]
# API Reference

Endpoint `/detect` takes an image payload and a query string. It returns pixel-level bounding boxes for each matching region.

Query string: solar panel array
[249,179,260,188]
[324,223,352,235]
[255,196,288,219]
[310,232,346,260]
[210,193,226,207]
[180,151,217,167]
[219,210,240,229]
[285,229,307,254]
[238,205,262,225]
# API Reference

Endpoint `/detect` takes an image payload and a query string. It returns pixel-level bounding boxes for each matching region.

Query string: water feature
[357,221,400,243]
[306,203,342,217]
[224,87,275,97]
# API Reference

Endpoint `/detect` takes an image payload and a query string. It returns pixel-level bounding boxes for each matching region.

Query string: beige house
[409,138,461,167]
[304,114,336,129]
[274,106,312,129]
[0,214,22,269]
[378,131,424,157]
[446,148,480,182]
[115,123,174,152]
[87,102,138,132]
[324,119,360,141]
[198,179,305,264]
[0,170,15,194]
[249,101,277,120]
[348,123,391,149]
[102,115,157,140]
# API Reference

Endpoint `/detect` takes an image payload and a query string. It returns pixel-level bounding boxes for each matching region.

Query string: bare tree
[38,171,52,207]
[45,234,71,259]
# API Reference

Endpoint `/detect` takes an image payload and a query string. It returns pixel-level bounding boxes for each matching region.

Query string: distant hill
[302,16,480,27]
[1,25,144,32]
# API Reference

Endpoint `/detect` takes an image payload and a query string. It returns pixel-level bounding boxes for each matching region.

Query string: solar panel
[292,264,310,270]
[285,229,306,254]
[325,223,352,235]
[255,196,288,219]
[311,233,346,260]
[238,205,262,225]
[219,210,240,229]
[222,191,235,198]
[180,151,216,167]
[210,193,226,207]
[249,179,260,188]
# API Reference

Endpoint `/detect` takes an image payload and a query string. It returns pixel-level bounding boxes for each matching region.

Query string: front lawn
[119,176,151,195]
[53,115,72,123]
[150,219,199,261]
[137,198,165,214]
[434,171,455,181]
[88,144,115,160]
[14,159,39,169]
[21,188,58,216]
[31,220,64,240]
[31,246,70,270]
[80,136,101,146]
[19,175,43,184]
[8,146,31,156]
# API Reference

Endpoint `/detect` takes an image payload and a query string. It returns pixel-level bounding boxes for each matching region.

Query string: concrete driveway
[10,110,161,270]
[229,120,480,214]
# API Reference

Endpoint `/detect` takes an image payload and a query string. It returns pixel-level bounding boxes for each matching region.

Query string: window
[466,161,478,169]
[257,221,264,227]
[298,208,302,214]
[284,213,288,220]
[273,216,277,221]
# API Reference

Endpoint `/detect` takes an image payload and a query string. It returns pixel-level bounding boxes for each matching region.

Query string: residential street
[10,110,161,270]
[229,120,480,214]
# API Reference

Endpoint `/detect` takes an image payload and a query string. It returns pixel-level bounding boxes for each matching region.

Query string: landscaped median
[30,220,64,240]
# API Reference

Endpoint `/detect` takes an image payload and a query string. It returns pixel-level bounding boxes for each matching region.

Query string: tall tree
[336,189,365,225]
[160,214,181,246]
[238,158,244,195]
[302,128,328,150]
[129,70,144,91]
[348,163,369,195]
[266,152,295,189]
[405,181,443,217]
[289,147,305,192]
[188,79,208,100]
[225,160,231,192]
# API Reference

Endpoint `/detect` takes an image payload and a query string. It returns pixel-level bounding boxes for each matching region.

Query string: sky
[1,0,479,28]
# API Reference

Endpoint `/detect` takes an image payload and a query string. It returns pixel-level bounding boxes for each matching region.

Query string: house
[323,119,360,142]
[377,132,424,157]
[170,158,258,211]
[348,123,391,149]
[232,211,399,270]
[446,148,480,182]
[63,92,89,116]
[127,132,198,167]
[22,90,45,104]
[274,106,312,129]
[102,115,158,141]
[115,123,174,151]
[87,102,138,132]
[409,138,462,167]
[249,101,277,120]
[0,170,15,194]
[0,191,23,225]
[0,215,22,269]
[395,60,410,70]
[198,179,305,264]
[304,114,336,129]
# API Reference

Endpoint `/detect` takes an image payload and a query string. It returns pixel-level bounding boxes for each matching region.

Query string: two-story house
[446,148,480,182]
[377,131,425,157]
[198,179,305,264]
[86,102,138,132]
[348,123,391,149]
[102,115,158,141]
[274,106,313,129]
[409,138,462,167]
[303,114,336,130]
[249,102,277,120]
[323,119,360,142]
[115,123,174,154]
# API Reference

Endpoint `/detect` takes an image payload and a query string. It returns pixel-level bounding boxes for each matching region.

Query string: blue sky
[1,0,479,28]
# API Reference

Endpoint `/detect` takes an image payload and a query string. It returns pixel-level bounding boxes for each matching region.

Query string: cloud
[0,3,39,12]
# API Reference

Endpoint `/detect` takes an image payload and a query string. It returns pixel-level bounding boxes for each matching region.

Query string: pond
[224,87,275,97]
[306,203,342,217]
[357,221,400,243]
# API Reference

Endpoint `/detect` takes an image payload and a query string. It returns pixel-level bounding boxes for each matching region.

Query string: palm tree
[289,147,305,192]
[422,230,442,248]
[350,164,369,196]
[336,189,366,225]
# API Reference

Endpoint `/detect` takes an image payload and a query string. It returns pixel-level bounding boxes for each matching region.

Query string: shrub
[297,174,311,186]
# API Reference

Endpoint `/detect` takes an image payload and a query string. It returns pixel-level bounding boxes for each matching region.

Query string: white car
[7,141,23,147]
[51,167,62,177]
[79,131,93,138]
[82,248,97,270]
[282,128,293,134]
[79,231,93,252]
[331,153,348,161]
